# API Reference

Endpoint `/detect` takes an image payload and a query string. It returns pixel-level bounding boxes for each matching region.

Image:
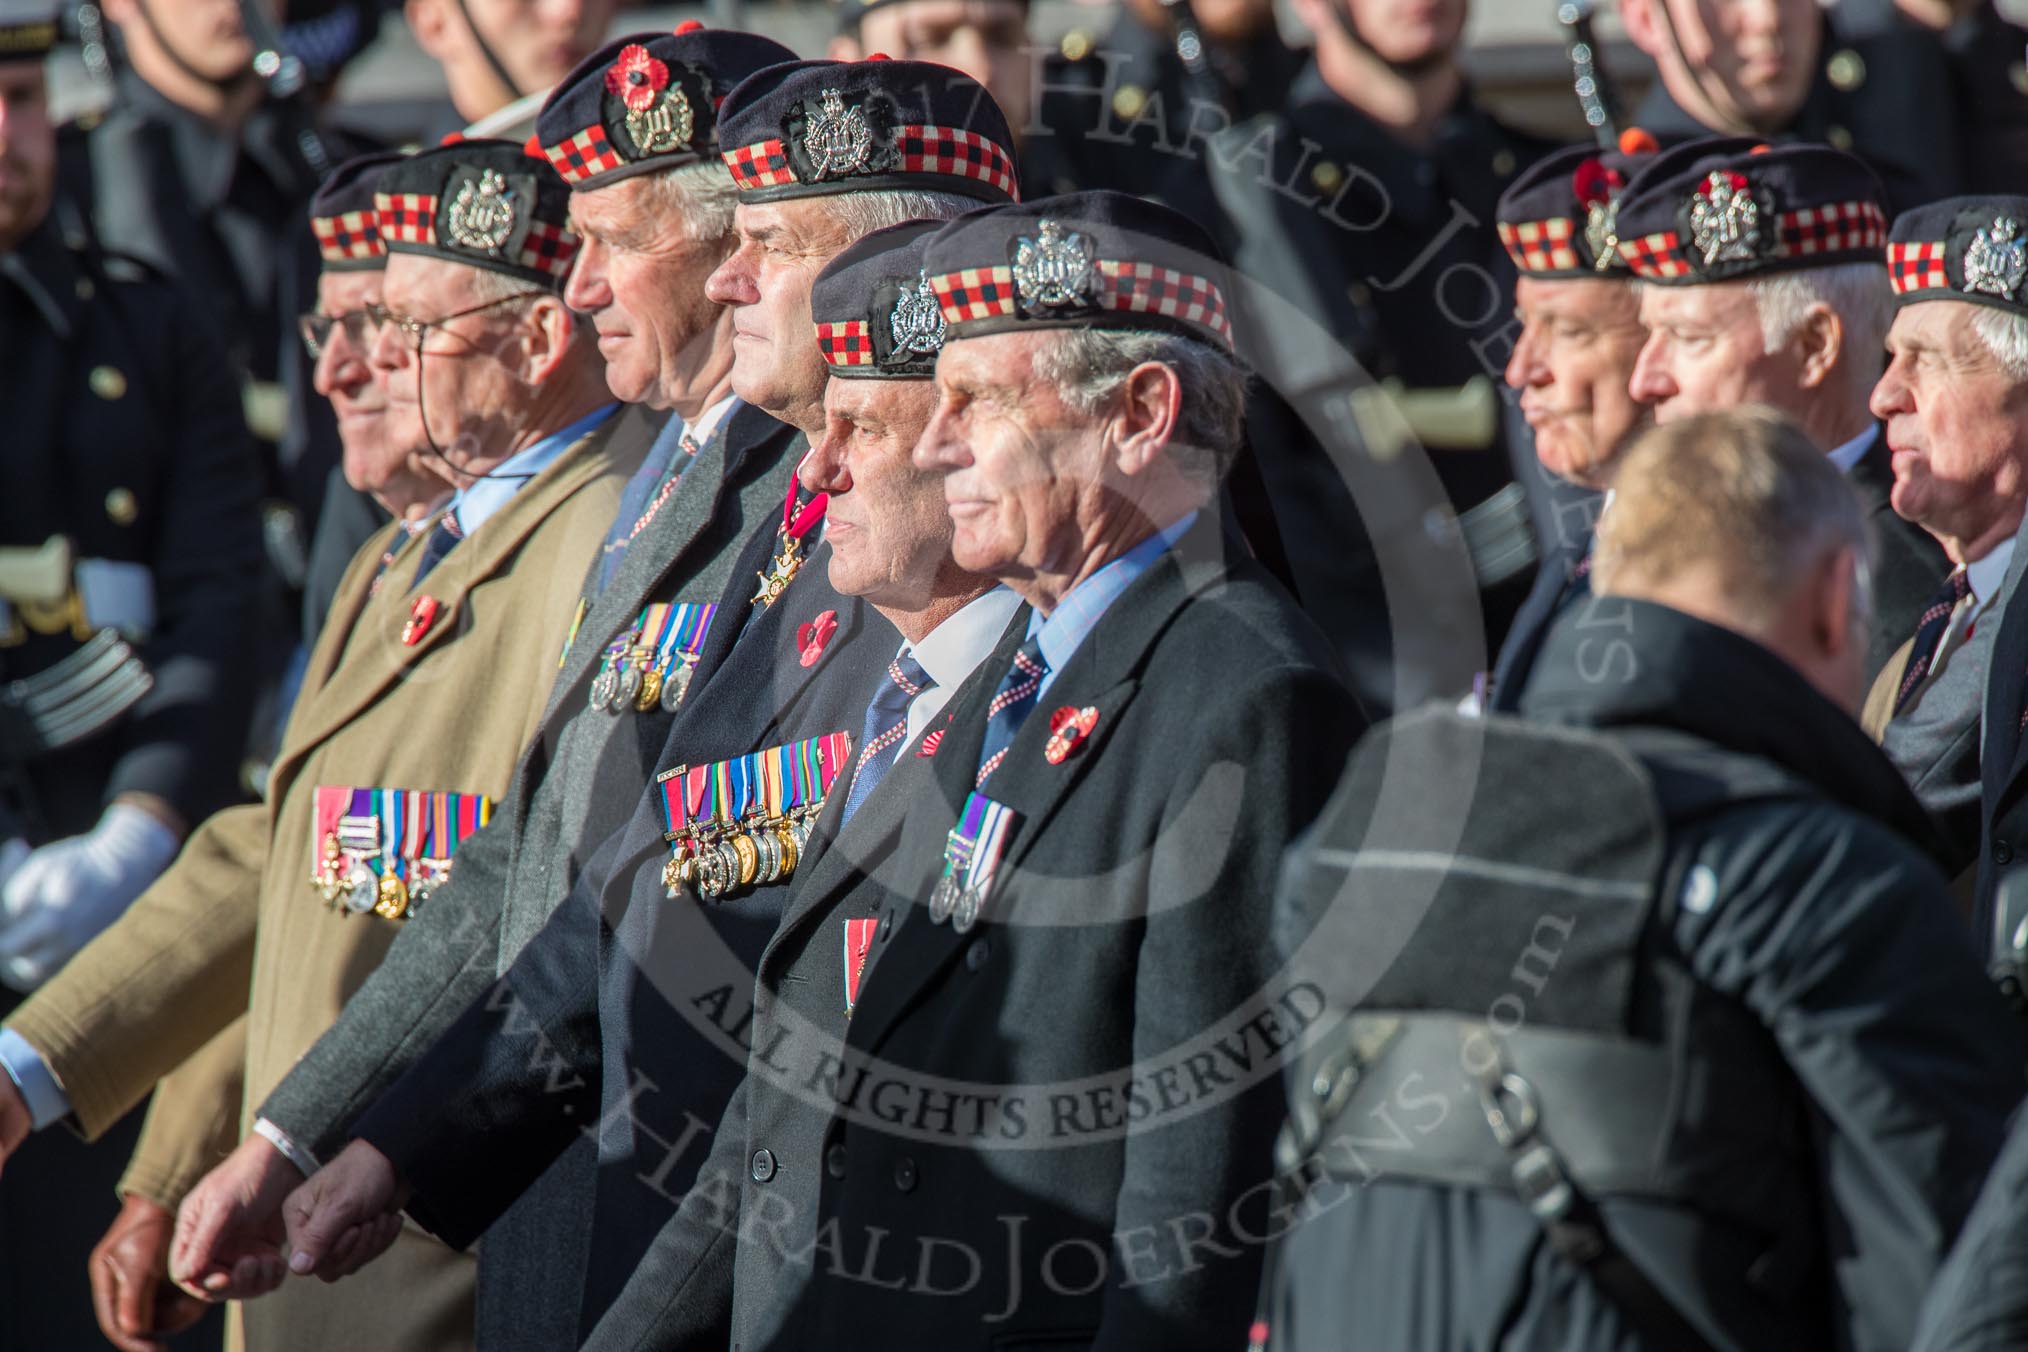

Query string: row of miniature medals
[312,786,493,920]
[657,731,851,901]
[588,599,716,715]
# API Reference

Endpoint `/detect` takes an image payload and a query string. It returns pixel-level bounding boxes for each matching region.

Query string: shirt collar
[903,587,1023,693]
[1826,424,1877,475]
[1969,535,2015,606]
[678,394,739,449]
[449,402,617,536]
[1026,511,1198,675]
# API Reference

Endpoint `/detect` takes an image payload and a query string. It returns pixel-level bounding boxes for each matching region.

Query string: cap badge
[1013,219,1098,310]
[1572,158,1625,272]
[1687,170,1764,268]
[606,44,692,154]
[446,168,517,255]
[804,89,874,180]
[1964,216,2027,301]
[889,270,946,357]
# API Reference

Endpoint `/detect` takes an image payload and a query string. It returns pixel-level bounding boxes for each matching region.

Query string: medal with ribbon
[929,792,1021,933]
[751,468,828,610]
[656,730,852,899]
[310,785,493,920]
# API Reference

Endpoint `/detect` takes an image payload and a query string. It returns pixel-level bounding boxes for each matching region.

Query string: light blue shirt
[1028,512,1197,701]
[445,403,617,536]
[0,1026,68,1130]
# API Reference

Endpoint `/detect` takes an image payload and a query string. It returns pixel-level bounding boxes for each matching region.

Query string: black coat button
[1997,841,2015,866]
[965,939,990,971]
[750,1148,776,1183]
[893,1156,918,1192]
[826,1144,847,1179]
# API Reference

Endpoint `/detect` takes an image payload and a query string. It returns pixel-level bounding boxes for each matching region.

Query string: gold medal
[376,873,410,920]
[774,822,800,879]
[732,831,760,889]
[636,665,664,711]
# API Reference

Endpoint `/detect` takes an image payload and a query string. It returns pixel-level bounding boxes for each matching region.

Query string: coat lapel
[845,524,1229,1052]
[276,422,621,778]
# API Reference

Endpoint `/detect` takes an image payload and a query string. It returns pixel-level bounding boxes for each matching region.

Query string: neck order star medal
[446,168,517,256]
[1686,170,1764,269]
[803,88,874,181]
[1965,216,2027,301]
[889,270,946,358]
[1013,219,1099,310]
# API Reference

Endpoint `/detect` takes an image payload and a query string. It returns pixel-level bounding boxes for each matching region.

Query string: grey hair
[459,265,547,305]
[1032,328,1248,486]
[1745,261,1891,385]
[635,161,740,244]
[1970,306,2028,381]
[823,189,979,243]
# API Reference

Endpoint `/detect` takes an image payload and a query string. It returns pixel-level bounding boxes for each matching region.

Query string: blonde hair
[1593,406,1874,631]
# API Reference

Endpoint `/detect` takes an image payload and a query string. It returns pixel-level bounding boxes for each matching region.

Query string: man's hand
[281,1140,409,1283]
[170,1132,304,1301]
[88,1195,208,1352]
[0,1072,28,1180]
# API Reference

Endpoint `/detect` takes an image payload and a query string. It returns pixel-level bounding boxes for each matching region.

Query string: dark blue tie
[1895,568,1972,716]
[412,509,463,583]
[597,420,698,590]
[975,637,1047,788]
[841,653,934,824]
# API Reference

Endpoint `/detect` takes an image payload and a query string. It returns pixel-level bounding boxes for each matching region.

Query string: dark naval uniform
[1024,11,1306,207]
[0,212,261,1351]
[1630,3,1962,212]
[1264,599,2025,1352]
[1204,61,1558,712]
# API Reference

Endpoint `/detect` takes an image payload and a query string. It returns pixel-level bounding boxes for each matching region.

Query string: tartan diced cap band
[812,219,947,378]
[1886,195,2028,319]
[310,150,405,271]
[373,139,580,290]
[531,26,796,191]
[1495,132,1660,278]
[716,57,1019,205]
[921,190,1235,352]
[1610,136,1889,285]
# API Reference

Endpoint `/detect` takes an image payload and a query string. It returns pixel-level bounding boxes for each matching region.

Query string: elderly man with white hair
[1616,136,1948,686]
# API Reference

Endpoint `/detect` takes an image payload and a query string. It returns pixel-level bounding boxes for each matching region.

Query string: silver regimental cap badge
[1687,171,1764,267]
[804,89,874,181]
[1585,199,1620,272]
[626,85,694,156]
[446,168,517,255]
[1013,220,1098,309]
[1964,216,2027,300]
[889,270,946,358]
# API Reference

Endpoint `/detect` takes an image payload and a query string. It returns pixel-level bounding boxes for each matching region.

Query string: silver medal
[661,658,694,712]
[928,873,959,925]
[951,884,983,934]
[589,666,618,712]
[617,665,644,709]
[342,864,379,915]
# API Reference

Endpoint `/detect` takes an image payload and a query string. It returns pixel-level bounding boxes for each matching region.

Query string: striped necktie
[840,653,934,825]
[412,509,463,583]
[975,638,1048,788]
[1895,568,1973,716]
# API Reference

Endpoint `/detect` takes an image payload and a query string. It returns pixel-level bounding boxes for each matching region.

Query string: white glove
[0,804,180,993]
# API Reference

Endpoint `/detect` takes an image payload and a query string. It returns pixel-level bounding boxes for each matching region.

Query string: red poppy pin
[604,44,670,112]
[798,609,839,667]
[401,595,439,646]
[1044,705,1099,764]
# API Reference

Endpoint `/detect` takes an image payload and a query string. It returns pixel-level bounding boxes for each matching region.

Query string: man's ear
[406,0,454,62]
[1620,0,1665,60]
[827,33,864,61]
[1814,543,1863,663]
[516,295,578,386]
[1107,361,1182,478]
[1793,302,1844,392]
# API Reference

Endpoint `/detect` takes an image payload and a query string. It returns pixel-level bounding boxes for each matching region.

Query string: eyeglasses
[363,291,543,352]
[297,307,380,360]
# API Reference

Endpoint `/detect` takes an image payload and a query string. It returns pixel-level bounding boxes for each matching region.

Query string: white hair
[1745,261,1891,385]
[1970,306,2028,382]
[823,189,979,242]
[1033,328,1248,487]
[636,160,741,244]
